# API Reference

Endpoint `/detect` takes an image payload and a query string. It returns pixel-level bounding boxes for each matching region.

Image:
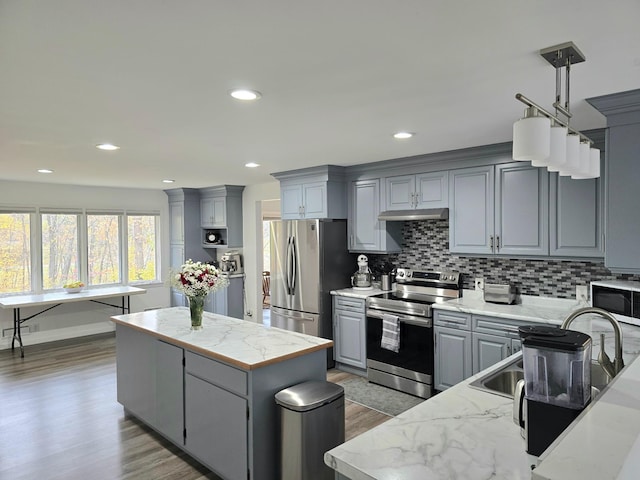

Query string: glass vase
[188,295,205,330]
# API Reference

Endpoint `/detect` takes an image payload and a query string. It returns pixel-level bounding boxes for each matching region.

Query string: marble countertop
[325,298,640,480]
[111,307,332,370]
[432,290,582,324]
[331,287,392,298]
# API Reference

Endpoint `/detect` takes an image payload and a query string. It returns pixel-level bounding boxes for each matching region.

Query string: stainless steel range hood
[378,208,449,221]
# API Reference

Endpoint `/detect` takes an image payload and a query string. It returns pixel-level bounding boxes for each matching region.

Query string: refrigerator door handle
[286,236,293,295]
[290,235,297,295]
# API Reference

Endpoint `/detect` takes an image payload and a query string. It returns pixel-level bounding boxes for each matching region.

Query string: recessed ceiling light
[162,179,175,183]
[96,143,120,151]
[37,169,53,174]
[245,162,260,168]
[393,132,414,139]
[230,89,262,101]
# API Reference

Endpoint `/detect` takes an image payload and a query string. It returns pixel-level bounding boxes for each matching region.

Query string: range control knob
[397,270,405,278]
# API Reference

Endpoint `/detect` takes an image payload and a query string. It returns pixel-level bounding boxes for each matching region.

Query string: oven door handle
[366,309,432,328]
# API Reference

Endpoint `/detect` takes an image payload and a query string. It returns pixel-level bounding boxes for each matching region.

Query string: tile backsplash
[367,220,640,299]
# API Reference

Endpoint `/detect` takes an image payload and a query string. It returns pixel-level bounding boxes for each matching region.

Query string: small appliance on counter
[513,325,592,456]
[220,251,243,274]
[484,283,517,304]
[351,254,373,290]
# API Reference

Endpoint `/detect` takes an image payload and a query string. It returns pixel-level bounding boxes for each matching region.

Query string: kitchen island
[111,307,332,480]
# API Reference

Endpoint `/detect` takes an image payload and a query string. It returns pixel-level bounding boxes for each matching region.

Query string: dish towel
[381,313,400,352]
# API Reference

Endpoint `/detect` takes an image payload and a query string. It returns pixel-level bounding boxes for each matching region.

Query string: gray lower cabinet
[185,373,248,480]
[333,296,366,370]
[434,310,528,390]
[115,326,184,442]
[205,276,243,319]
[434,325,472,391]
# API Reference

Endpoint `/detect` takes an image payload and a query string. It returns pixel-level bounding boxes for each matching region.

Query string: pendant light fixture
[512,42,600,178]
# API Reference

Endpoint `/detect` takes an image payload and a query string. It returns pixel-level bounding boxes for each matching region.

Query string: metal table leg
[12,308,24,358]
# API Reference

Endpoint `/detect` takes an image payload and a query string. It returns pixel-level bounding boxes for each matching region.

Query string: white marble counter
[432,290,582,324]
[331,287,392,299]
[325,295,640,480]
[111,307,332,370]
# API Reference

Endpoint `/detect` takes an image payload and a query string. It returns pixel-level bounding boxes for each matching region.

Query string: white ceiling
[1,0,639,190]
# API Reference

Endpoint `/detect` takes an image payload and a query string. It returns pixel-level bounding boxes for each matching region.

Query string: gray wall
[368,220,640,299]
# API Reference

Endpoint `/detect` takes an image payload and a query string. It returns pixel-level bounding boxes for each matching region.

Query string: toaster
[483,283,517,304]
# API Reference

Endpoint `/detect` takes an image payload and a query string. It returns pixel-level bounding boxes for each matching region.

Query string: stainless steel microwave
[591,281,640,326]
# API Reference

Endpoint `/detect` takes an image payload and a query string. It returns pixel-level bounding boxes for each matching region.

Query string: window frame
[0,206,161,295]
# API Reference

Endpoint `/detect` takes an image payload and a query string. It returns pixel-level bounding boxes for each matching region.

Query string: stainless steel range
[366,268,462,399]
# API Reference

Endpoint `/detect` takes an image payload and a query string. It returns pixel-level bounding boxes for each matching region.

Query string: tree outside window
[88,214,121,285]
[0,213,31,293]
[128,215,157,282]
[41,213,79,289]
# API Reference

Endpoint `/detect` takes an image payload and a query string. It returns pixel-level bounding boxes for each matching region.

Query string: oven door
[366,309,434,398]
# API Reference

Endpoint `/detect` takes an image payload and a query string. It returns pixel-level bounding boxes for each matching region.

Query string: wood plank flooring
[0,334,390,480]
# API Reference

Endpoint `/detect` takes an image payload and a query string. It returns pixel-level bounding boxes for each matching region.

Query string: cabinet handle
[413,192,418,208]
[496,235,501,251]
[489,235,494,252]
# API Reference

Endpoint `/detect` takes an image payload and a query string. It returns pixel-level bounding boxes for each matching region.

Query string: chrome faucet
[561,307,624,379]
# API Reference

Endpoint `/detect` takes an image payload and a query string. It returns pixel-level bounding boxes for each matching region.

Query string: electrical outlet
[576,286,589,302]
[475,278,484,291]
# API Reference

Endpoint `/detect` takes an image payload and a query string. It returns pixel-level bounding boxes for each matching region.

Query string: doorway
[261,199,280,326]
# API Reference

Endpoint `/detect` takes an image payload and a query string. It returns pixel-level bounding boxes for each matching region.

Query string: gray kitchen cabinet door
[302,181,328,218]
[495,162,549,256]
[385,175,414,210]
[348,179,401,253]
[416,171,448,208]
[434,326,472,390]
[115,324,156,425]
[549,167,604,258]
[155,340,184,445]
[169,201,184,243]
[349,179,381,251]
[200,197,226,228]
[281,184,303,219]
[170,245,186,307]
[449,166,494,254]
[472,332,511,374]
[185,373,248,480]
[333,299,366,369]
[511,338,522,354]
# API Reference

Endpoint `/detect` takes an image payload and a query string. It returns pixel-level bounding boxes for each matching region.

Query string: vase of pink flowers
[172,259,229,329]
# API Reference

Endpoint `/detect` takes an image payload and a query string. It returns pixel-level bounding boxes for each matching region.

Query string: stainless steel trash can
[275,380,345,480]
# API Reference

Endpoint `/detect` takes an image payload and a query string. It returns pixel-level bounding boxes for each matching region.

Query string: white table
[0,286,146,357]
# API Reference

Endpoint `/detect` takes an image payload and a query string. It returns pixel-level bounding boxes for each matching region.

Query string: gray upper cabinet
[449,165,495,254]
[588,89,640,273]
[200,185,244,248]
[384,171,448,210]
[449,163,549,256]
[549,166,604,258]
[348,178,402,253]
[272,165,347,219]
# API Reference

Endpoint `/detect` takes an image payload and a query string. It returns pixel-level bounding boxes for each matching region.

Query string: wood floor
[0,334,390,480]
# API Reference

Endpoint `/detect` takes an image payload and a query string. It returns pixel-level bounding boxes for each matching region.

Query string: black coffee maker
[515,325,592,456]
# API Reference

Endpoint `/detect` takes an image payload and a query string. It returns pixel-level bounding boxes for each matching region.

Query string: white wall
[241,181,280,323]
[0,180,171,350]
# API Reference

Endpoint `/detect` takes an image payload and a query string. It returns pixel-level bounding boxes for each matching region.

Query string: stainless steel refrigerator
[270,219,354,365]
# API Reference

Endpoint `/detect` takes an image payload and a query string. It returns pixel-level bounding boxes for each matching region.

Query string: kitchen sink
[469,355,612,398]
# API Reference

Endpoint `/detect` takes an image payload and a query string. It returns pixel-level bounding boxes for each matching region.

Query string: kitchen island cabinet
[112,307,332,480]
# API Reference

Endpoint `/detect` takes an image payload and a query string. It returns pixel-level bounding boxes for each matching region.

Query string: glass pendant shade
[560,133,581,176]
[572,147,601,179]
[545,125,568,171]
[571,142,592,178]
[513,108,551,161]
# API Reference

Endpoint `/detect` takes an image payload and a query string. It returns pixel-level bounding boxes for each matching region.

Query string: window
[127,215,158,283]
[87,213,121,285]
[0,208,160,295]
[41,213,80,290]
[0,212,32,293]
